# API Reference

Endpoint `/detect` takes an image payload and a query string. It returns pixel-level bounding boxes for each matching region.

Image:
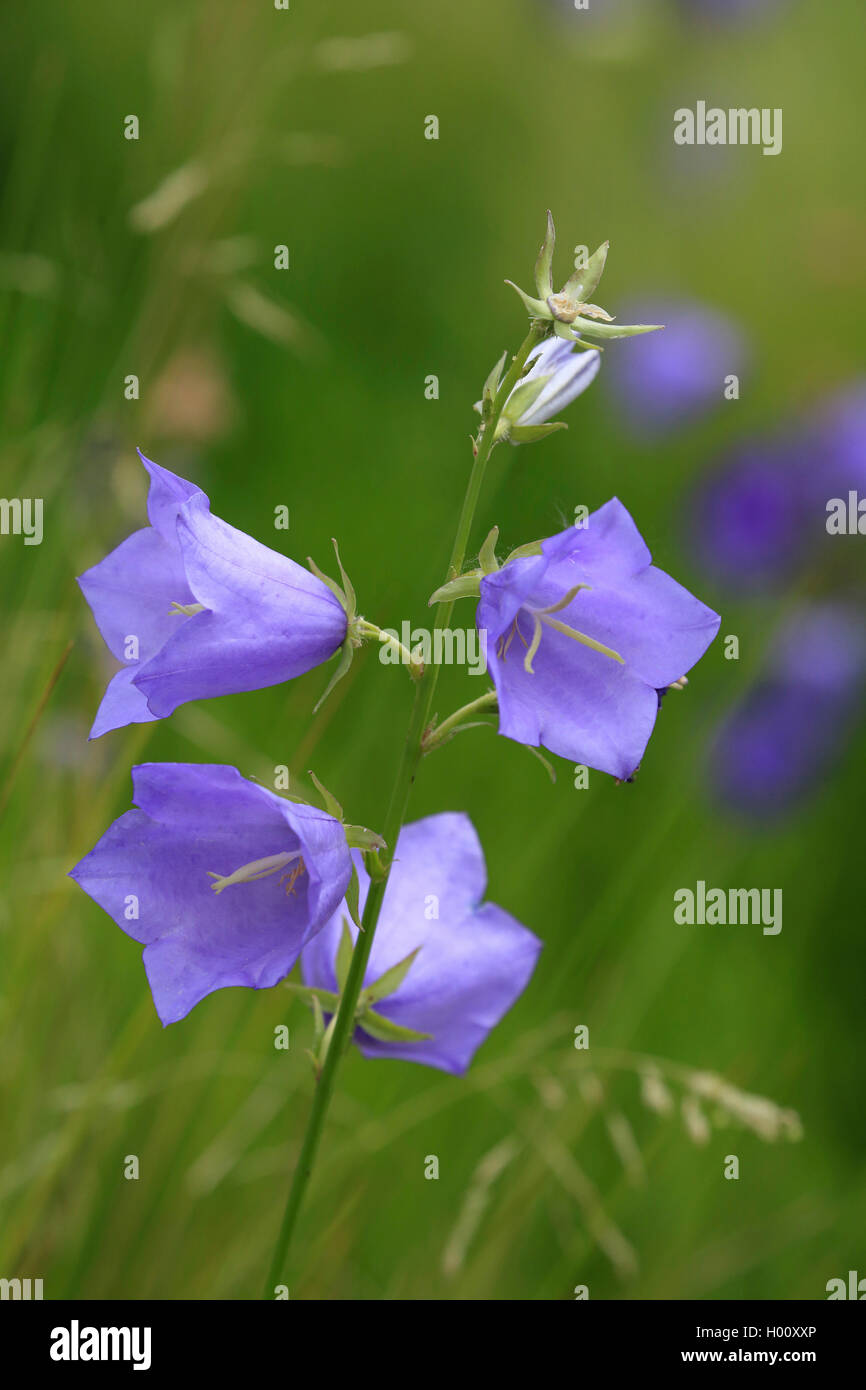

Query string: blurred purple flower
[78,452,347,737]
[70,763,353,1025]
[689,442,812,591]
[476,498,720,780]
[605,298,746,436]
[302,813,542,1075]
[710,603,866,818]
[809,382,866,500]
[689,379,866,591]
[676,0,790,27]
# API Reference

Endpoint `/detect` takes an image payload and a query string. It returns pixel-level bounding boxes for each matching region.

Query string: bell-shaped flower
[300,813,542,1075]
[479,336,601,445]
[476,498,721,780]
[69,763,353,1025]
[77,452,349,737]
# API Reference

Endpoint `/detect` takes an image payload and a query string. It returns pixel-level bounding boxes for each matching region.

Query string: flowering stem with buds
[263,322,546,1297]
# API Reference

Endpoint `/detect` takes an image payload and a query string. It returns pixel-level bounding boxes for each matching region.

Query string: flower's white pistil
[168,600,206,617]
[496,586,624,674]
[208,850,306,896]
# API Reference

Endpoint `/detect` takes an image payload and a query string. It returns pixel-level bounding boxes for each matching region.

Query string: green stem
[263,320,545,1298]
[421,690,498,753]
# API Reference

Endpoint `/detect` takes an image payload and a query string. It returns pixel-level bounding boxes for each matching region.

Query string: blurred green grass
[1,0,864,1299]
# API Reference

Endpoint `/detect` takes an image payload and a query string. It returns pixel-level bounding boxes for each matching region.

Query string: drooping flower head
[301,813,542,1075]
[78,452,348,737]
[492,336,601,444]
[70,763,353,1024]
[476,499,721,780]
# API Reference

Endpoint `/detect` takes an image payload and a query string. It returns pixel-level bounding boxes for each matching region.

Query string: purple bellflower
[78,452,348,737]
[605,297,746,437]
[689,442,814,592]
[476,498,721,780]
[688,379,866,592]
[301,813,542,1075]
[709,602,866,819]
[486,336,601,444]
[69,763,353,1025]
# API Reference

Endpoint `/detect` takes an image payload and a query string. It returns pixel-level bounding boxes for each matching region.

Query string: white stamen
[208,850,302,895]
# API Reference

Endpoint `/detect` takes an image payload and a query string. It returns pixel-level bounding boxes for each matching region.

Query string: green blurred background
[1,0,864,1300]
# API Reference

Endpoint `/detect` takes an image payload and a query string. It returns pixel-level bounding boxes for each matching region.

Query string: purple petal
[70,763,352,1024]
[89,666,159,739]
[518,348,601,426]
[302,813,541,1075]
[131,503,347,717]
[486,611,660,779]
[77,526,196,663]
[138,449,207,540]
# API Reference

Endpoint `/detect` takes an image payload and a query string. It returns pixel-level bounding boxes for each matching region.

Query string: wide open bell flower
[301,813,542,1075]
[476,498,721,780]
[77,452,348,737]
[69,763,353,1025]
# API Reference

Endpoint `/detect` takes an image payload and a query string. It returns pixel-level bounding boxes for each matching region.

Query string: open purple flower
[301,813,542,1075]
[476,498,720,780]
[69,763,353,1025]
[78,452,348,737]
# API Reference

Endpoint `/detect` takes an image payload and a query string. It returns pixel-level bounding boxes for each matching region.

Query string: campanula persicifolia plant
[71,215,720,1294]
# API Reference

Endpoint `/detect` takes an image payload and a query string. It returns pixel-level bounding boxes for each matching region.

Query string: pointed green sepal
[285,983,340,1013]
[479,525,499,575]
[534,210,556,299]
[330,538,356,618]
[307,556,347,608]
[335,917,354,993]
[344,862,362,929]
[428,571,483,606]
[309,770,344,822]
[359,946,423,1009]
[508,422,568,445]
[570,317,663,340]
[358,1008,432,1045]
[503,539,544,564]
[313,635,354,714]
[504,279,550,319]
[552,320,604,349]
[344,823,386,853]
[311,993,326,1049]
[481,349,508,414]
[501,373,553,424]
[562,240,609,304]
